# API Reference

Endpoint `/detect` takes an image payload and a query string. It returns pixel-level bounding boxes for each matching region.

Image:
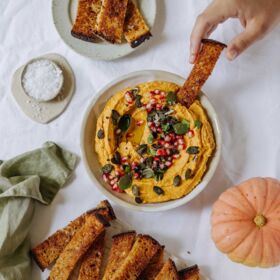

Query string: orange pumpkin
[211,177,280,268]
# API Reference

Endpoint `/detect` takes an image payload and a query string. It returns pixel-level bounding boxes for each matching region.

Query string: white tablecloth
[1,0,280,279]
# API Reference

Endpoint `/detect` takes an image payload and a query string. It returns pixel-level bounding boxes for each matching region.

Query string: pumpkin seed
[132,87,140,96]
[111,110,120,125]
[111,151,121,164]
[147,133,154,144]
[135,197,143,204]
[142,168,154,178]
[97,129,105,139]
[153,186,165,195]
[186,146,199,154]
[119,174,132,190]
[173,121,189,135]
[145,157,153,168]
[137,144,148,156]
[185,168,192,180]
[102,164,114,174]
[118,114,131,132]
[194,119,202,129]
[154,171,164,181]
[135,94,143,108]
[173,175,182,186]
[132,185,140,196]
[166,91,177,105]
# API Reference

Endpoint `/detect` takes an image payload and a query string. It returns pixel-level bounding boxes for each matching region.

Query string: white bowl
[81,70,222,212]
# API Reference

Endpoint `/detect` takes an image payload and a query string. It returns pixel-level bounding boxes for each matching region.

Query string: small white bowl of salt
[21,59,64,102]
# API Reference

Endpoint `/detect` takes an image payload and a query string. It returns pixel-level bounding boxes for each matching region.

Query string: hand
[189,0,280,63]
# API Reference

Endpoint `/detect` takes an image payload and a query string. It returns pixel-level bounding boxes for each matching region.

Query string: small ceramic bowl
[81,70,222,212]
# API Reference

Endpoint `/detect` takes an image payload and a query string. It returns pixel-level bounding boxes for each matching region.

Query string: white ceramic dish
[81,70,222,212]
[52,0,156,60]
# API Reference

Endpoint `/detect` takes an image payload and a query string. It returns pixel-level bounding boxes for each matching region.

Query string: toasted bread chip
[48,213,109,280]
[124,0,151,48]
[102,231,136,280]
[179,265,200,280]
[138,246,165,280]
[177,39,226,108]
[71,0,102,42]
[78,231,105,280]
[109,234,162,280]
[154,259,179,280]
[95,0,129,44]
[31,200,115,271]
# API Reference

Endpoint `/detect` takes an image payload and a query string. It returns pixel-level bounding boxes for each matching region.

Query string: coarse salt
[22,59,63,101]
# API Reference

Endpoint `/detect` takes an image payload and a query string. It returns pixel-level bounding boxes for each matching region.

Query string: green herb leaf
[194,119,202,129]
[148,148,157,156]
[166,91,177,105]
[102,164,114,174]
[173,121,189,135]
[186,146,200,154]
[153,186,165,195]
[118,114,131,132]
[185,168,192,180]
[173,175,182,187]
[111,110,120,125]
[147,134,154,144]
[119,174,132,190]
[162,123,170,133]
[142,168,155,179]
[97,129,105,139]
[124,165,131,174]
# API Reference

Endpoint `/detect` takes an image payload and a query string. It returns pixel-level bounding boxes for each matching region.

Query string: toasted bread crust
[139,246,165,280]
[48,214,107,280]
[124,0,151,47]
[71,0,101,42]
[102,231,136,280]
[31,200,115,271]
[78,232,105,280]
[179,265,200,280]
[95,0,128,44]
[177,39,226,108]
[109,234,162,280]
[154,259,179,280]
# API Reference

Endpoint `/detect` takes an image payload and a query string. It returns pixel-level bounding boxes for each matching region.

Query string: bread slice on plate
[124,0,152,48]
[139,246,165,280]
[48,213,109,280]
[71,0,102,42]
[154,258,179,280]
[179,265,200,280]
[109,234,162,280]
[102,231,136,280]
[31,200,115,271]
[78,231,105,280]
[95,0,129,43]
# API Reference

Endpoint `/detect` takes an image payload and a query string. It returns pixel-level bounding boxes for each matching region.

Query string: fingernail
[228,49,238,60]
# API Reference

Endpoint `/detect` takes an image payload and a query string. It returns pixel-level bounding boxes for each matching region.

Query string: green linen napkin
[0,142,77,280]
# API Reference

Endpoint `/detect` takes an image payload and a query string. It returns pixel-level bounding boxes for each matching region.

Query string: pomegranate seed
[182,144,187,149]
[188,130,195,137]
[136,120,144,126]
[178,144,183,150]
[131,162,137,169]
[128,100,133,104]
[160,91,166,96]
[166,149,171,155]
[146,103,152,110]
[116,129,121,135]
[157,127,163,133]
[115,171,120,176]
[155,89,160,94]
[165,161,172,167]
[140,158,145,163]
[157,149,167,156]
[151,98,156,104]
[174,141,178,146]
[165,135,171,142]
[134,173,140,179]
[108,174,113,180]
[172,154,180,159]
[164,143,170,148]
[112,184,119,190]
[102,174,108,182]
[168,156,172,161]
[127,133,133,137]
[178,139,184,145]
[160,163,165,169]
[159,139,165,145]
[121,156,128,163]
[154,157,160,161]
[150,90,155,95]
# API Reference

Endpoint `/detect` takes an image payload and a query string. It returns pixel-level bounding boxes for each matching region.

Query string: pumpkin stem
[254,214,267,227]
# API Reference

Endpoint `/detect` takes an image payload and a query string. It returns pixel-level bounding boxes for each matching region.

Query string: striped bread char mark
[31,200,115,271]
[48,213,109,280]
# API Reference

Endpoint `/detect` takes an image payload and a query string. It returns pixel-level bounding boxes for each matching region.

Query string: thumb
[226,23,264,60]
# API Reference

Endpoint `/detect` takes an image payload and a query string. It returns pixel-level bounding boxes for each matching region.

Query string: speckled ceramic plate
[52,0,157,60]
[81,70,222,212]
